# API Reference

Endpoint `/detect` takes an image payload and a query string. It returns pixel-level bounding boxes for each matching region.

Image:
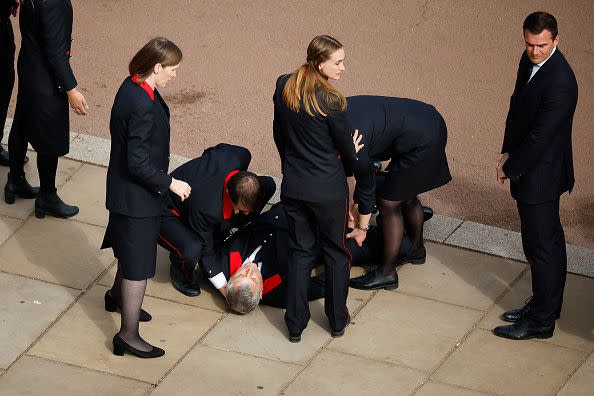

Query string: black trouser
[517,198,567,326]
[282,195,351,334]
[0,18,15,142]
[7,107,58,193]
[158,208,203,281]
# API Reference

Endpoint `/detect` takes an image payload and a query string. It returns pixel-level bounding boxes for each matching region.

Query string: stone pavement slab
[414,381,490,396]
[0,355,151,396]
[397,242,526,311]
[558,353,594,396]
[0,217,114,290]
[202,289,369,366]
[0,273,79,369]
[0,215,22,246]
[432,329,587,395]
[151,345,299,396]
[29,285,222,384]
[329,291,483,372]
[57,164,108,227]
[479,272,594,352]
[100,247,228,313]
[0,152,82,219]
[423,214,463,243]
[283,349,425,396]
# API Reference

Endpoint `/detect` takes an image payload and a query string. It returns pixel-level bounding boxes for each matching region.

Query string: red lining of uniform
[222,169,240,219]
[131,74,155,101]
[158,234,190,280]
[171,209,180,217]
[262,274,282,295]
[229,251,242,275]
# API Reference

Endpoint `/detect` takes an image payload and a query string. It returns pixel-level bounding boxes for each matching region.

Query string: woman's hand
[346,227,367,247]
[353,129,364,153]
[170,178,192,201]
[67,88,89,116]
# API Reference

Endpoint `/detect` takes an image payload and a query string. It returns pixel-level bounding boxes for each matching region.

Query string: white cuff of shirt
[209,272,227,289]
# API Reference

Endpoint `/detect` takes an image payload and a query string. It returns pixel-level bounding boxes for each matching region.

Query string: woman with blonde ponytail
[273,35,375,343]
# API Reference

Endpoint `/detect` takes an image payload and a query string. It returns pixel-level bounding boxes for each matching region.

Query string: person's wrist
[357,224,369,232]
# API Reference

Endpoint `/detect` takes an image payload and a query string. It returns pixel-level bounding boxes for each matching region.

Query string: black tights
[377,196,424,275]
[111,267,152,352]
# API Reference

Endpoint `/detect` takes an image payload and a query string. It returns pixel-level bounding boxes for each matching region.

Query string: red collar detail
[131,74,155,101]
[222,170,240,220]
[229,251,242,275]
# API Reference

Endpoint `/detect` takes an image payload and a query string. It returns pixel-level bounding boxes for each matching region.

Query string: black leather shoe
[501,303,532,323]
[493,319,554,340]
[112,334,165,358]
[35,191,79,218]
[350,270,398,290]
[0,148,29,167]
[4,175,39,204]
[169,255,201,297]
[288,333,301,343]
[104,290,152,322]
[399,245,427,265]
[422,206,433,222]
[331,311,351,338]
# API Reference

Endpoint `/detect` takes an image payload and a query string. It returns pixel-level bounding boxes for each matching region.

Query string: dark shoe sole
[170,280,201,297]
[35,206,79,219]
[289,334,301,343]
[349,281,398,291]
[492,329,554,340]
[400,257,426,265]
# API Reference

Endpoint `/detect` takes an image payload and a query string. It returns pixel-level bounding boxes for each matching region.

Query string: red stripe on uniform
[262,274,282,296]
[158,234,190,280]
[229,251,242,275]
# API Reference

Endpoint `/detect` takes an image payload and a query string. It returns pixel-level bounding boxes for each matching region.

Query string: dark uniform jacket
[106,77,172,217]
[167,144,262,278]
[18,0,76,96]
[272,74,376,214]
[502,49,578,204]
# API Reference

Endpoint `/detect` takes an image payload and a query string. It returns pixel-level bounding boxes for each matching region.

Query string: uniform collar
[223,170,240,219]
[131,74,155,101]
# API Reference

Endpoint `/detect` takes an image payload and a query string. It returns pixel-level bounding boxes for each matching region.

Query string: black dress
[346,95,452,200]
[11,0,77,156]
[0,2,16,142]
[102,77,172,281]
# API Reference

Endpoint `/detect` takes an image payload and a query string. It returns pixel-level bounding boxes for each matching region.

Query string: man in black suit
[494,11,578,340]
[214,202,431,314]
[158,144,275,297]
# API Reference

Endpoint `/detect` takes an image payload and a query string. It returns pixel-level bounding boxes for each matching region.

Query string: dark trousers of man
[0,18,15,141]
[282,195,350,334]
[158,209,203,281]
[517,198,567,326]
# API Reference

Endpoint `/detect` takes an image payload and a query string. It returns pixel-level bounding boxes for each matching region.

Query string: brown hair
[281,35,347,117]
[128,37,182,82]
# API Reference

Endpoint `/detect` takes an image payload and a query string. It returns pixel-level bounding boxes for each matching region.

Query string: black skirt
[101,212,160,281]
[377,115,452,200]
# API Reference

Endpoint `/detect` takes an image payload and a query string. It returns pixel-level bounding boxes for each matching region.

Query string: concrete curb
[3,117,593,278]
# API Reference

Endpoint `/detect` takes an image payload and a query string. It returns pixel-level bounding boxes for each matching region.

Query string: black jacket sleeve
[272,76,286,173]
[327,108,376,214]
[39,0,77,92]
[126,102,172,195]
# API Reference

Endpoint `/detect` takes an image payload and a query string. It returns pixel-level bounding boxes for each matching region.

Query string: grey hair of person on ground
[226,279,262,314]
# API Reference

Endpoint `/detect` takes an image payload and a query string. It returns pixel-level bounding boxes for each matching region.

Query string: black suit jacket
[106,77,172,217]
[502,49,578,204]
[273,74,376,214]
[17,0,77,95]
[169,144,273,276]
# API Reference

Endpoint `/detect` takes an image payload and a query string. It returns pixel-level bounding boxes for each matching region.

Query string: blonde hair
[282,35,347,117]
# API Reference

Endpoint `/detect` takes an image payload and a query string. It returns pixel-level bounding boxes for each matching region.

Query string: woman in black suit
[5,0,87,217]
[102,37,191,358]
[346,96,452,290]
[273,35,375,342]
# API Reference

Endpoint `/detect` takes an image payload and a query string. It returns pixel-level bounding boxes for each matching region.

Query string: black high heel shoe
[104,290,152,322]
[112,334,165,358]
